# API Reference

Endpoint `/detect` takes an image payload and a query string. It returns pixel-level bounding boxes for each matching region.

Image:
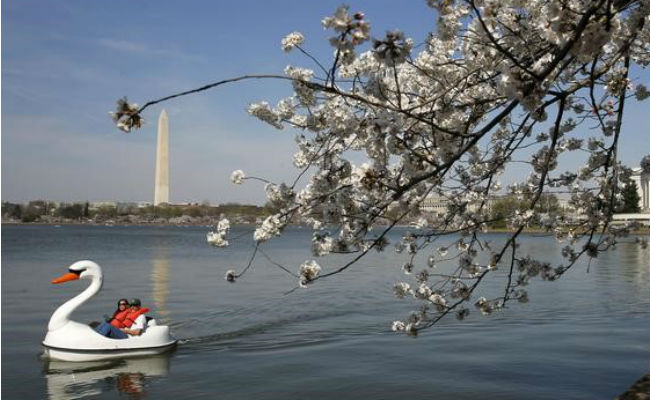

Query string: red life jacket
[122,307,150,328]
[109,309,131,328]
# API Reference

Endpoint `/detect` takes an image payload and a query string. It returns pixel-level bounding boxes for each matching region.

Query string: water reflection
[151,247,170,323]
[43,354,171,400]
[615,239,650,294]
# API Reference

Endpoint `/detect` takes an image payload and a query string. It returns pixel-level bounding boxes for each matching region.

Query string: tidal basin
[2,225,648,399]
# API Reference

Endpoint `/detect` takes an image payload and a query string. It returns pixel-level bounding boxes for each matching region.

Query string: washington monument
[154,109,169,205]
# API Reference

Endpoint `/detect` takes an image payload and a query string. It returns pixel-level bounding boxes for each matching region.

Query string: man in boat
[121,298,148,336]
[95,298,149,339]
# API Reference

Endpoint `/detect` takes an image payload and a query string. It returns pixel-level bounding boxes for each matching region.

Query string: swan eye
[68,268,86,276]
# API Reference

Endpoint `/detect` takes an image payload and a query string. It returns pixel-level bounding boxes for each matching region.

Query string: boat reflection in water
[43,353,172,400]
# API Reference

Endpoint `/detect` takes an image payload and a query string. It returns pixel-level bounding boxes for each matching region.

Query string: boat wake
[176,310,382,353]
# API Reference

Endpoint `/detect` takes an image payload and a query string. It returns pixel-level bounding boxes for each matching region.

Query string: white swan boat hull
[45,260,178,362]
[43,320,177,362]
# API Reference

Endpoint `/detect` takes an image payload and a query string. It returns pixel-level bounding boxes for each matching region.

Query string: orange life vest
[109,309,131,328]
[122,307,150,328]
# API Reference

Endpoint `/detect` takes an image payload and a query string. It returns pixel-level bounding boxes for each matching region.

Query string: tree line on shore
[1,200,271,224]
[1,186,641,227]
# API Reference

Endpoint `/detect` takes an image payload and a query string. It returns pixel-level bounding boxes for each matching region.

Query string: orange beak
[51,272,80,284]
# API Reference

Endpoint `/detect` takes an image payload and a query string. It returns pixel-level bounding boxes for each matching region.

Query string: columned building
[420,193,497,215]
[630,167,650,212]
[420,194,450,215]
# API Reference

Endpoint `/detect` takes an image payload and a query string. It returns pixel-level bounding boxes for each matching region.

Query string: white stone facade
[420,194,496,215]
[630,167,650,212]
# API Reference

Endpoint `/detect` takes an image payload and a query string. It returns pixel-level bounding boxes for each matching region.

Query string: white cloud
[95,38,203,62]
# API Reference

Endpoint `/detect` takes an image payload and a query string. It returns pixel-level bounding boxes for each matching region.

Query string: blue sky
[2,1,648,205]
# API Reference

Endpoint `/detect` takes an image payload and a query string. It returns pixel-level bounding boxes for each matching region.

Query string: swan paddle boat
[43,260,177,362]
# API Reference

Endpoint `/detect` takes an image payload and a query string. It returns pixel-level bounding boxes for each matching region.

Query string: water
[1,225,648,399]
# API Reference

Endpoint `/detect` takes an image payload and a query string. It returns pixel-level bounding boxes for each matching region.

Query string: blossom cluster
[253,214,284,243]
[298,260,322,287]
[281,32,304,52]
[110,97,142,133]
[206,217,230,247]
[248,102,283,129]
[230,170,246,184]
[322,5,370,65]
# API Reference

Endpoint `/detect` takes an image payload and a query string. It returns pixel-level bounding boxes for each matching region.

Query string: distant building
[420,194,451,215]
[420,193,497,215]
[89,201,117,210]
[613,158,650,226]
[172,202,201,207]
[630,167,649,213]
[612,213,650,225]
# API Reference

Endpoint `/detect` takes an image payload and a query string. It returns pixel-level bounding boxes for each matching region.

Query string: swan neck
[48,276,102,331]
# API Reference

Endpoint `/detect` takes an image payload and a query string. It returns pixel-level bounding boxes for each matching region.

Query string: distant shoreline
[3,221,649,235]
[1,221,232,228]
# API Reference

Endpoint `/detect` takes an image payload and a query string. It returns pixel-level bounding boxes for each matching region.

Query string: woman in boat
[107,298,130,328]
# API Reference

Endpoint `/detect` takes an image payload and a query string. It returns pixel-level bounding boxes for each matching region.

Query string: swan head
[51,260,102,284]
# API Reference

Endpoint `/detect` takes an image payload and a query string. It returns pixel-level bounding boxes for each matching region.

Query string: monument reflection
[151,246,171,323]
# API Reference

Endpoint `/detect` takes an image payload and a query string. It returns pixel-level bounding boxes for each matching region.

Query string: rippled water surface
[2,225,649,399]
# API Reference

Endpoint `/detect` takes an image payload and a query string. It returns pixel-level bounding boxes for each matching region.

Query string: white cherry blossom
[281,31,304,52]
[230,170,245,184]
